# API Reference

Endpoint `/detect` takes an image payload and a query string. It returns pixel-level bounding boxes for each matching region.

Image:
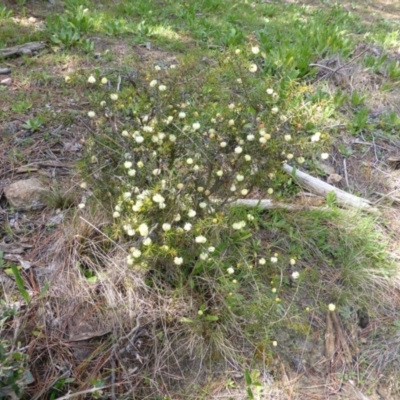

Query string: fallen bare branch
[283,164,378,213]
[0,42,46,58]
[231,199,321,211]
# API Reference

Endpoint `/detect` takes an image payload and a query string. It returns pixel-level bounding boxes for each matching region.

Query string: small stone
[327,173,342,185]
[4,178,49,211]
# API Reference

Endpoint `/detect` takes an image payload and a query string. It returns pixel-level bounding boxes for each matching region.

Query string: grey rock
[4,178,49,211]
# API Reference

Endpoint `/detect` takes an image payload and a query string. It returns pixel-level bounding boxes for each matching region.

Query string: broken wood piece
[283,164,378,213]
[16,166,39,174]
[331,311,353,362]
[325,311,335,360]
[232,199,322,211]
[0,42,46,58]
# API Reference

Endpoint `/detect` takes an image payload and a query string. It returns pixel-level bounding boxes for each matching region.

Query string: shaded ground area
[290,0,400,23]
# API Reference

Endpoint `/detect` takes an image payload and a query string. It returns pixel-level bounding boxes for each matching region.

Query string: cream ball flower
[128,169,136,177]
[152,194,165,203]
[138,223,149,237]
[87,75,96,84]
[232,221,246,230]
[271,106,279,114]
[251,46,260,54]
[241,189,249,195]
[247,134,255,141]
[266,88,274,95]
[101,77,108,84]
[192,122,201,130]
[311,132,321,142]
[234,146,243,154]
[270,256,278,263]
[88,111,96,118]
[244,154,252,161]
[259,137,267,144]
[200,252,208,260]
[216,170,223,177]
[179,112,186,119]
[227,267,235,274]
[174,257,183,265]
[284,134,292,142]
[110,93,118,101]
[113,211,120,218]
[328,303,336,311]
[220,142,227,148]
[143,237,152,246]
[272,341,278,347]
[321,153,329,160]
[65,75,71,83]
[267,188,274,195]
[135,135,144,144]
[186,158,194,165]
[143,125,153,132]
[290,258,296,265]
[297,157,305,164]
[249,64,258,73]
[169,134,177,142]
[228,119,235,126]
[188,209,196,218]
[130,248,142,258]
[184,223,192,231]
[124,161,133,169]
[159,84,167,91]
[127,256,134,266]
[149,79,157,87]
[259,258,266,265]
[292,271,300,280]
[195,236,207,244]
[162,223,171,231]
[236,174,244,182]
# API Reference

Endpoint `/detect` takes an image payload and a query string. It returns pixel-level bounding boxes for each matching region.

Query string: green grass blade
[11,265,30,303]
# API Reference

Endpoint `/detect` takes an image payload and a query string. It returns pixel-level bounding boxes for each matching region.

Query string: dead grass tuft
[6,206,251,398]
